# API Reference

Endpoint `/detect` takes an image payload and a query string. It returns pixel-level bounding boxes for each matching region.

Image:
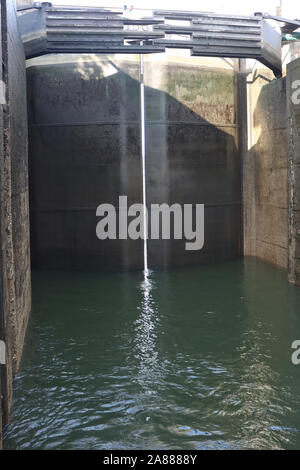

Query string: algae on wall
[147,65,236,125]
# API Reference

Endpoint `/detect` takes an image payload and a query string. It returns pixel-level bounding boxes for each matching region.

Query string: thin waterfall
[140,49,148,274]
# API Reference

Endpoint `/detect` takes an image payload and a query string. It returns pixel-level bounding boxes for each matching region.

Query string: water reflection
[133,271,160,391]
[4,260,300,450]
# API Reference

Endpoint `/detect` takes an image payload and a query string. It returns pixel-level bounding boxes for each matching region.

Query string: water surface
[4,258,300,450]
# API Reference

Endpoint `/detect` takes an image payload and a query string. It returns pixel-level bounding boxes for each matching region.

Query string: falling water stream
[140,48,148,275]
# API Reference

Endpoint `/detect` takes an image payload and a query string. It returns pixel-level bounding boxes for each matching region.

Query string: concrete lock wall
[287,57,300,285]
[27,54,242,271]
[0,0,31,448]
[243,56,300,282]
[244,70,288,269]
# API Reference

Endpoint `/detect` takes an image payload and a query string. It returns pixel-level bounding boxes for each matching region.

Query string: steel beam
[18,6,283,77]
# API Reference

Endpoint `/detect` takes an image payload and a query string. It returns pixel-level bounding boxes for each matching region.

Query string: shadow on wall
[244,76,288,270]
[27,55,242,272]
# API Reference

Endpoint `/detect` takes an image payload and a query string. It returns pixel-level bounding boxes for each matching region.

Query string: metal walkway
[18,3,284,76]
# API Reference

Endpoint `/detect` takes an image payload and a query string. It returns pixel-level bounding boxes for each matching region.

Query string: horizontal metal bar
[47,32,164,41]
[47,16,163,27]
[46,20,124,27]
[47,28,162,35]
[192,18,261,25]
[155,38,260,49]
[46,15,123,22]
[192,32,261,40]
[191,39,261,48]
[30,120,239,128]
[192,19,261,27]
[192,46,263,57]
[116,31,165,39]
[46,21,124,31]
[155,24,261,37]
[194,13,261,21]
[47,39,124,45]
[154,39,195,49]
[46,6,122,14]
[154,10,260,21]
[123,18,164,25]
[189,24,261,32]
[153,25,193,34]
[46,44,165,53]
[47,28,126,36]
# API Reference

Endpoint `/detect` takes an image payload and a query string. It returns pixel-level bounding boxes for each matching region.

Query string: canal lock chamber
[7,1,300,450]
[26,53,242,271]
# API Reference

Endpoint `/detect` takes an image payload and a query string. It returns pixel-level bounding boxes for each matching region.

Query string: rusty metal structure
[18,3,283,76]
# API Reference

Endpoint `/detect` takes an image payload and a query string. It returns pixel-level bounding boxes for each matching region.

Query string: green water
[4,258,300,450]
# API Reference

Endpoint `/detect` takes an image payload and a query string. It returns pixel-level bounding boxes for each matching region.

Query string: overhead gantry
[17,3,300,77]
